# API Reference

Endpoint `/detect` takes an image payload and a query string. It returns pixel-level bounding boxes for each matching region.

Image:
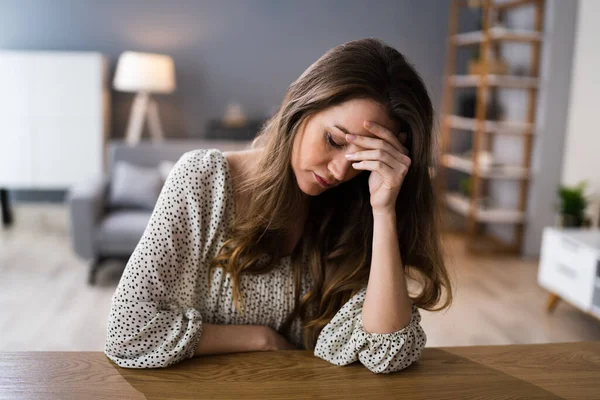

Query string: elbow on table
[360,328,427,374]
[364,352,422,374]
[103,335,185,369]
[103,345,181,369]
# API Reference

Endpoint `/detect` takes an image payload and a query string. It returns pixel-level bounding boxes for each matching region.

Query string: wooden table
[1,342,599,399]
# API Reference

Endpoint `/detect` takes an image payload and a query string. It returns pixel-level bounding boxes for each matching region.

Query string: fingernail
[365,121,373,128]
[346,134,356,141]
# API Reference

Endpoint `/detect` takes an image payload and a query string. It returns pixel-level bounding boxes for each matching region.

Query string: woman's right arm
[194,324,268,356]
[105,150,251,368]
[195,324,298,356]
[194,324,267,356]
[104,150,296,368]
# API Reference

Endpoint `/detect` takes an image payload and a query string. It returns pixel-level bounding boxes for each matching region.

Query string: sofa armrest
[67,176,109,260]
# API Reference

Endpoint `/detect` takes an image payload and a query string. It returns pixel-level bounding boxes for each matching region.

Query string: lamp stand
[124,92,165,146]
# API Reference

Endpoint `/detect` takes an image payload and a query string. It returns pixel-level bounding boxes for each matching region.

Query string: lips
[314,173,333,187]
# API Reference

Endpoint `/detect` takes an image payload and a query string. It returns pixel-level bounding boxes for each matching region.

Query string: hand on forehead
[327,99,399,142]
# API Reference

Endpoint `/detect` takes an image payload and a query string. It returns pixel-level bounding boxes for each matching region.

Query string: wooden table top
[1,342,599,399]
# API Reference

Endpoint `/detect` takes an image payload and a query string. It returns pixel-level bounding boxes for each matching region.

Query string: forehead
[321,98,397,137]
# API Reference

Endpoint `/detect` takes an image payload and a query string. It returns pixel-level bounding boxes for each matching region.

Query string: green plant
[460,177,472,196]
[557,181,588,219]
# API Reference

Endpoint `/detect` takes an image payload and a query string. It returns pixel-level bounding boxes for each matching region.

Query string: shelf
[449,74,538,89]
[493,0,539,11]
[445,192,525,223]
[457,0,539,10]
[441,0,544,252]
[445,115,534,135]
[453,27,542,46]
[442,154,529,179]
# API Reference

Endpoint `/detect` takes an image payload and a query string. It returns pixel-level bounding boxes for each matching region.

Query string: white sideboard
[538,227,600,318]
[0,51,110,189]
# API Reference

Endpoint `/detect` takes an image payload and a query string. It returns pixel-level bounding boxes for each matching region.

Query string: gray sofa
[67,139,251,285]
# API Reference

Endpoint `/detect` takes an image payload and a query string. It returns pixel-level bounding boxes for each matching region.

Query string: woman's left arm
[347,119,415,333]
[362,211,412,333]
[314,121,427,374]
[313,286,426,374]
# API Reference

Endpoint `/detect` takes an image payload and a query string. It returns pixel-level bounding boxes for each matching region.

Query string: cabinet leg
[1,188,13,227]
[546,293,561,313]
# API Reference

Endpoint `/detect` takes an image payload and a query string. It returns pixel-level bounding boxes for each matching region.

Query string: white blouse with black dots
[104,149,427,374]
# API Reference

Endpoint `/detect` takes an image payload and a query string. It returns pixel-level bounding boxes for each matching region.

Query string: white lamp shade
[113,51,176,94]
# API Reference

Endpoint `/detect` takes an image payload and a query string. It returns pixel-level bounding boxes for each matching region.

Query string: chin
[297,173,324,196]
[298,182,321,196]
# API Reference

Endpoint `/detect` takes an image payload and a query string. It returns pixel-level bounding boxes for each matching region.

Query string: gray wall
[1,0,450,140]
[0,1,579,259]
[523,0,579,257]
[2,0,450,202]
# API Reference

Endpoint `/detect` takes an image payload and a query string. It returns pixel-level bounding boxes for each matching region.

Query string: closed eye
[326,132,344,149]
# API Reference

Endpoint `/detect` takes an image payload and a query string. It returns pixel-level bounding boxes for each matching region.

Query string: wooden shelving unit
[438,0,545,254]
[445,115,534,136]
[442,154,529,179]
[448,74,539,88]
[453,27,542,46]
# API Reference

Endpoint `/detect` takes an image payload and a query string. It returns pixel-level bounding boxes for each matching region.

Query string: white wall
[561,0,600,225]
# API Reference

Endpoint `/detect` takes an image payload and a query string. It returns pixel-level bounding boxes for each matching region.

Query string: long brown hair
[209,38,452,349]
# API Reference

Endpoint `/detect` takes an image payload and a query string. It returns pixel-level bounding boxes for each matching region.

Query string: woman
[104,38,452,374]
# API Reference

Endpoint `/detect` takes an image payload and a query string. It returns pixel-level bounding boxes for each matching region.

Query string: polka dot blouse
[104,149,427,374]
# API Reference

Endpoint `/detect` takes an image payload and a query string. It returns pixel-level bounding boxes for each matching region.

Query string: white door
[32,53,102,118]
[0,52,35,187]
[32,116,103,188]
[0,117,34,187]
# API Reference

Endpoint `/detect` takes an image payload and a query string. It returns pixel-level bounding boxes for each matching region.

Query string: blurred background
[1,0,599,351]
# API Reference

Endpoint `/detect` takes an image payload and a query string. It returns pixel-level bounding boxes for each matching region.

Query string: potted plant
[460,177,471,197]
[557,181,588,228]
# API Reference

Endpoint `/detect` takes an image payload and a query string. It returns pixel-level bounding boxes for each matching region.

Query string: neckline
[217,149,293,262]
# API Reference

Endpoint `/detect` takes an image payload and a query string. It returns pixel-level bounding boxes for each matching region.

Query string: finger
[345,132,410,157]
[351,160,407,189]
[364,121,407,153]
[345,149,410,169]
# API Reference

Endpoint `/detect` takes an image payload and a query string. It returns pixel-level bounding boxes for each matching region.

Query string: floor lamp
[113,51,176,146]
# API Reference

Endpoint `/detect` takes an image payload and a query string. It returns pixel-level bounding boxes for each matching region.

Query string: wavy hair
[208,38,452,349]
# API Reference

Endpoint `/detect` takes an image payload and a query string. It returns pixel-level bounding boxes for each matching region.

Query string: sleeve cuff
[354,311,416,342]
[183,307,204,360]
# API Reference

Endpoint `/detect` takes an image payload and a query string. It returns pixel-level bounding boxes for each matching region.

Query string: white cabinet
[0,51,109,190]
[538,227,600,316]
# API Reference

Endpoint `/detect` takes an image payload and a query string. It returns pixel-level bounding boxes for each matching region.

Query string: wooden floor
[1,204,599,351]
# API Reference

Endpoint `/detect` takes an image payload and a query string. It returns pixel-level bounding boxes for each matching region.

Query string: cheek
[300,132,325,165]
[291,134,303,169]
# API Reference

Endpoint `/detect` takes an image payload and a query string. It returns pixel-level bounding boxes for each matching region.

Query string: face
[291,98,397,196]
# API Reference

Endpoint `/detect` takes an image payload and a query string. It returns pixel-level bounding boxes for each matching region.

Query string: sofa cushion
[108,161,162,210]
[158,160,176,182]
[95,210,152,255]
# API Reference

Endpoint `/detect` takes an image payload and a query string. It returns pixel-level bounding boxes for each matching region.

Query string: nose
[328,153,353,183]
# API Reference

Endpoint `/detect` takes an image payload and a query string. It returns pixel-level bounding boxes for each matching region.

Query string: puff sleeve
[104,149,229,368]
[314,287,427,374]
